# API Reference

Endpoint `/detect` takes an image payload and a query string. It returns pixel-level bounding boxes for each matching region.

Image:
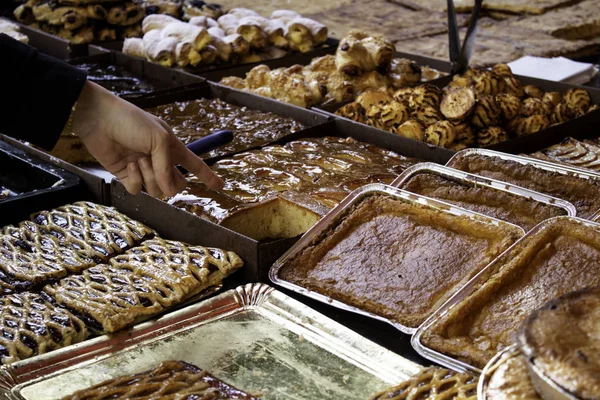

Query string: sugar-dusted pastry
[471,96,502,129]
[523,85,544,99]
[160,21,210,50]
[531,137,600,172]
[520,97,551,117]
[477,126,508,147]
[393,120,425,141]
[62,360,260,400]
[508,114,550,136]
[413,106,442,127]
[369,367,478,400]
[142,13,179,32]
[0,292,88,364]
[496,93,521,121]
[143,29,177,66]
[44,238,243,333]
[563,87,591,116]
[440,87,476,120]
[409,84,442,110]
[424,120,456,147]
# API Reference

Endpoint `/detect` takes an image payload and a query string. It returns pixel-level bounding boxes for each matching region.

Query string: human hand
[72,81,224,197]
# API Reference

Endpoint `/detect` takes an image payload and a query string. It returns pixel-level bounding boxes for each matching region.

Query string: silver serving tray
[477,345,521,400]
[392,163,577,226]
[412,216,600,374]
[1,283,421,400]
[269,183,524,335]
[447,148,600,220]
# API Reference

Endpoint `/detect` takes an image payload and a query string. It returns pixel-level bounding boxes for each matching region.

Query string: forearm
[0,34,87,150]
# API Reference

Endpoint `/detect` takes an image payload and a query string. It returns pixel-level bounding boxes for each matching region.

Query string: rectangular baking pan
[411,215,600,374]
[391,162,577,226]
[0,140,81,226]
[269,183,524,335]
[0,283,422,400]
[447,148,600,220]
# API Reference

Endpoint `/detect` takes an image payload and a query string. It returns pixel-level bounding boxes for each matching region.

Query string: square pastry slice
[44,238,243,333]
[31,201,155,262]
[0,292,88,364]
[62,360,260,400]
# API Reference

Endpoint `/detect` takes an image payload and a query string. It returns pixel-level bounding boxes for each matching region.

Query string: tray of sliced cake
[412,216,600,373]
[392,162,576,231]
[0,283,423,400]
[269,183,524,334]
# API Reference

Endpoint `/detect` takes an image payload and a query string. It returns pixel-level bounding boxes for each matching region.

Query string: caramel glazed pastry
[279,194,522,328]
[62,360,260,400]
[167,136,420,241]
[336,63,595,150]
[370,367,478,400]
[219,30,443,108]
[146,98,305,158]
[421,217,600,369]
[519,286,600,400]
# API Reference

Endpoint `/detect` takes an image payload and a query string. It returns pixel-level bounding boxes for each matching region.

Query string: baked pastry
[471,96,502,129]
[563,87,591,117]
[400,172,566,231]
[496,93,521,121]
[519,286,600,399]
[62,360,260,399]
[146,99,305,158]
[519,98,551,117]
[448,152,600,218]
[0,292,88,365]
[472,71,505,98]
[369,367,477,400]
[393,120,425,141]
[31,201,155,262]
[477,126,508,147]
[44,238,243,333]
[413,106,442,128]
[168,137,419,240]
[421,217,600,368]
[523,85,544,99]
[440,87,476,120]
[424,121,456,147]
[485,351,541,400]
[279,194,522,328]
[507,115,549,136]
[409,84,442,110]
[335,30,394,75]
[529,137,600,172]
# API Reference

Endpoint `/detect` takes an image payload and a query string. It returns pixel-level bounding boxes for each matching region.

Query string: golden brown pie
[422,217,600,369]
[168,136,420,240]
[529,137,600,172]
[520,286,600,399]
[400,172,567,231]
[44,238,243,333]
[62,360,260,399]
[31,201,155,262]
[369,367,478,400]
[0,292,88,365]
[279,194,522,328]
[448,153,600,219]
[485,351,541,400]
[146,99,305,159]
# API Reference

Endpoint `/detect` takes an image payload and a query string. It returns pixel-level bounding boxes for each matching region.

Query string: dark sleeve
[0,34,87,150]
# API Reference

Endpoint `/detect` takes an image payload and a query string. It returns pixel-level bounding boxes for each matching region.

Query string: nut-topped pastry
[519,286,600,399]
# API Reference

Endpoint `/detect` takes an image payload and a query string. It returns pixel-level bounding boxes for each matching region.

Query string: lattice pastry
[0,222,96,294]
[44,238,243,333]
[369,367,477,400]
[62,360,260,400]
[0,292,87,364]
[31,201,155,262]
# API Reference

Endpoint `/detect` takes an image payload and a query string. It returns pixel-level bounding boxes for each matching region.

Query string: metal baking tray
[269,183,524,335]
[411,215,600,374]
[447,148,600,219]
[1,283,422,400]
[477,344,521,400]
[391,162,577,228]
[0,140,81,226]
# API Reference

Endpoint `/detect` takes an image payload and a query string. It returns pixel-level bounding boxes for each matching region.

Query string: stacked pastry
[122,8,327,68]
[0,18,28,42]
[0,201,243,364]
[14,0,146,44]
[337,63,596,149]
[220,30,443,108]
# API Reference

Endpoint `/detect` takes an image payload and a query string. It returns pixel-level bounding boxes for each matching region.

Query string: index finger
[177,143,224,191]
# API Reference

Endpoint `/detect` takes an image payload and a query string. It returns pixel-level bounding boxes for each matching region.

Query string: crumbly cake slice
[0,292,88,365]
[62,360,260,400]
[44,238,243,333]
[369,367,477,400]
[31,201,155,262]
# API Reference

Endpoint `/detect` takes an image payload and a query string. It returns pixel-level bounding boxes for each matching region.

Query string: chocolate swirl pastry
[563,87,591,116]
[524,85,544,99]
[551,102,574,124]
[477,126,508,147]
[62,360,260,400]
[0,292,88,365]
[473,71,505,98]
[520,97,552,117]
[335,102,367,123]
[453,122,476,147]
[508,114,550,136]
[491,63,513,78]
[471,96,502,129]
[394,120,425,141]
[369,367,478,400]
[146,99,305,158]
[503,76,525,98]
[76,63,159,97]
[413,106,442,127]
[542,91,562,107]
[497,93,521,121]
[424,121,456,147]
[409,84,442,109]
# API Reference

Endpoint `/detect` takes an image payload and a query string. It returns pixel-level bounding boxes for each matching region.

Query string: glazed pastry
[369,367,478,400]
[413,106,442,127]
[74,63,158,98]
[62,360,260,400]
[44,238,243,333]
[409,84,442,110]
[471,96,502,129]
[496,93,521,121]
[520,98,551,117]
[424,121,456,147]
[440,87,476,120]
[508,115,550,136]
[0,292,88,365]
[477,126,508,147]
[393,120,425,141]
